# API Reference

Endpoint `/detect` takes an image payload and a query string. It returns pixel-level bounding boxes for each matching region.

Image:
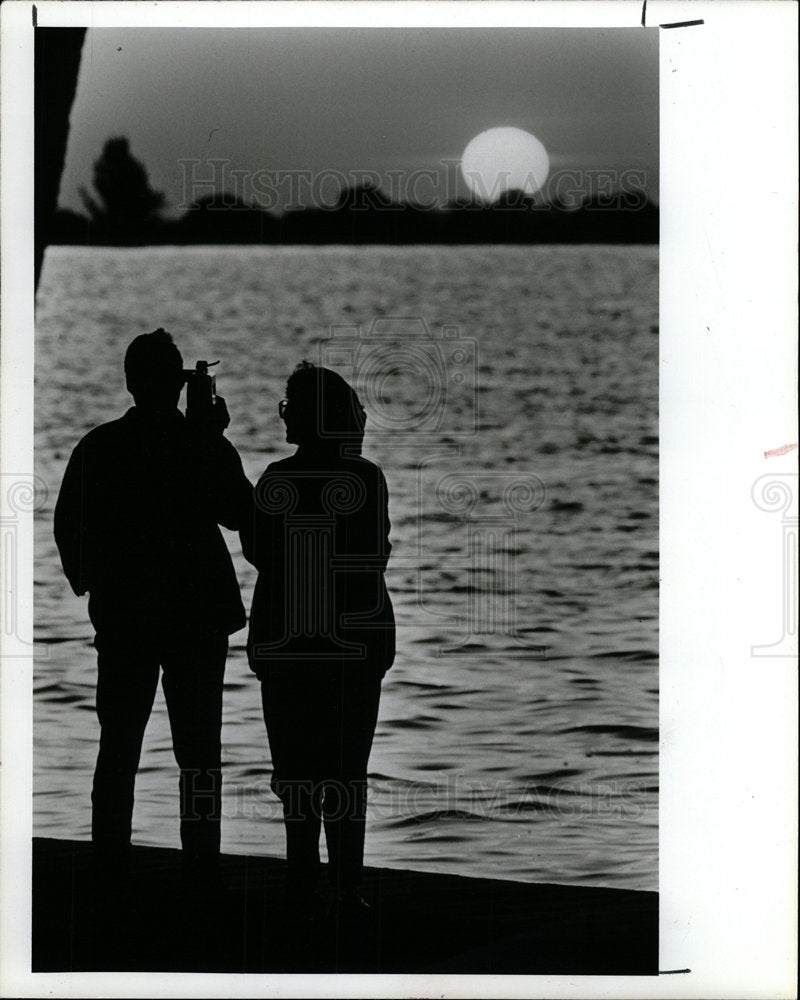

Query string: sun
[460,127,550,203]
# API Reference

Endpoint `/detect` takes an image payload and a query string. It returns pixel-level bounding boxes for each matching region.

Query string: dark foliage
[53,142,658,247]
[79,138,167,245]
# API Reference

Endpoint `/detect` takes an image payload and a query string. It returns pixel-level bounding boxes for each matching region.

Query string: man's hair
[287,360,366,441]
[124,328,183,394]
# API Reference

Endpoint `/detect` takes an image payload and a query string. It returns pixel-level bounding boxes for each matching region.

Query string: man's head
[124,328,184,411]
[282,361,366,452]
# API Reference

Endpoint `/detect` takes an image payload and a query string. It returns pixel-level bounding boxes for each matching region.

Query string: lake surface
[34,244,658,890]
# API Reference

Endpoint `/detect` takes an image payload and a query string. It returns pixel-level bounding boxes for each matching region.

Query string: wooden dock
[32,837,657,974]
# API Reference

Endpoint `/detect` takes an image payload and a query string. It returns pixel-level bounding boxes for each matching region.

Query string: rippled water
[34,244,658,889]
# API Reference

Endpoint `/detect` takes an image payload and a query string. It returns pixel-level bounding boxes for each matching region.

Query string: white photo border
[2,1,797,997]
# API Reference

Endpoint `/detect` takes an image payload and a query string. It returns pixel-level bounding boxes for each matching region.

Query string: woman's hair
[286,360,366,448]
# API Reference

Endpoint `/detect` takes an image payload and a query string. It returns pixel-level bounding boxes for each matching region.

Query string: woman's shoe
[335,889,371,914]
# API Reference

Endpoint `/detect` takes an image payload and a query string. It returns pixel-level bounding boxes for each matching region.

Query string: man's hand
[213,395,231,433]
[187,394,230,436]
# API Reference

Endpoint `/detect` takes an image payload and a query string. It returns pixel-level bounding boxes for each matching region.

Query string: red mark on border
[764,443,798,459]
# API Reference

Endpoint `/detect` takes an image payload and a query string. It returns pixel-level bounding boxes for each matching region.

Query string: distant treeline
[48,138,658,247]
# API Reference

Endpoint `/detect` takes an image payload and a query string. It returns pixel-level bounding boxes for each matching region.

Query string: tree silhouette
[80,137,166,244]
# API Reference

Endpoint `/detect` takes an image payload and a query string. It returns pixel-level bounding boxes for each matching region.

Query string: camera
[184,359,219,420]
[319,317,477,438]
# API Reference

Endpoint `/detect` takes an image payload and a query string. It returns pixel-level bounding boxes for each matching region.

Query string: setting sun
[460,126,550,202]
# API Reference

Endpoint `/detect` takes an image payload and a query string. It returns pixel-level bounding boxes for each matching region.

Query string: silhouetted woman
[242,362,395,911]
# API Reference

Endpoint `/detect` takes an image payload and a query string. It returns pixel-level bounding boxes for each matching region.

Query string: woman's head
[281,361,366,453]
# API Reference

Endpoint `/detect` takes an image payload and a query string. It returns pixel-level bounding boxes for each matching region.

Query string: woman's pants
[261,662,382,893]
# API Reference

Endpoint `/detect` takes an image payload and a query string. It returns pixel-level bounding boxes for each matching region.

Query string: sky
[59,27,659,214]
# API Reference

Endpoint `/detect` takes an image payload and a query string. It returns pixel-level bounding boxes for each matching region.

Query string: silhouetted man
[54,328,251,868]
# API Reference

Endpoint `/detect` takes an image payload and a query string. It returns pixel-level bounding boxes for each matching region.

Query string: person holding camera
[54,328,252,871]
[241,361,395,914]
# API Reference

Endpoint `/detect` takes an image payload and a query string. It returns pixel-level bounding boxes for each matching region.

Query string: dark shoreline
[33,837,658,975]
[48,189,658,250]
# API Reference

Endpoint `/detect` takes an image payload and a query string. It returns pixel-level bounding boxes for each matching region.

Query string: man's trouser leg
[161,631,228,858]
[92,635,160,852]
